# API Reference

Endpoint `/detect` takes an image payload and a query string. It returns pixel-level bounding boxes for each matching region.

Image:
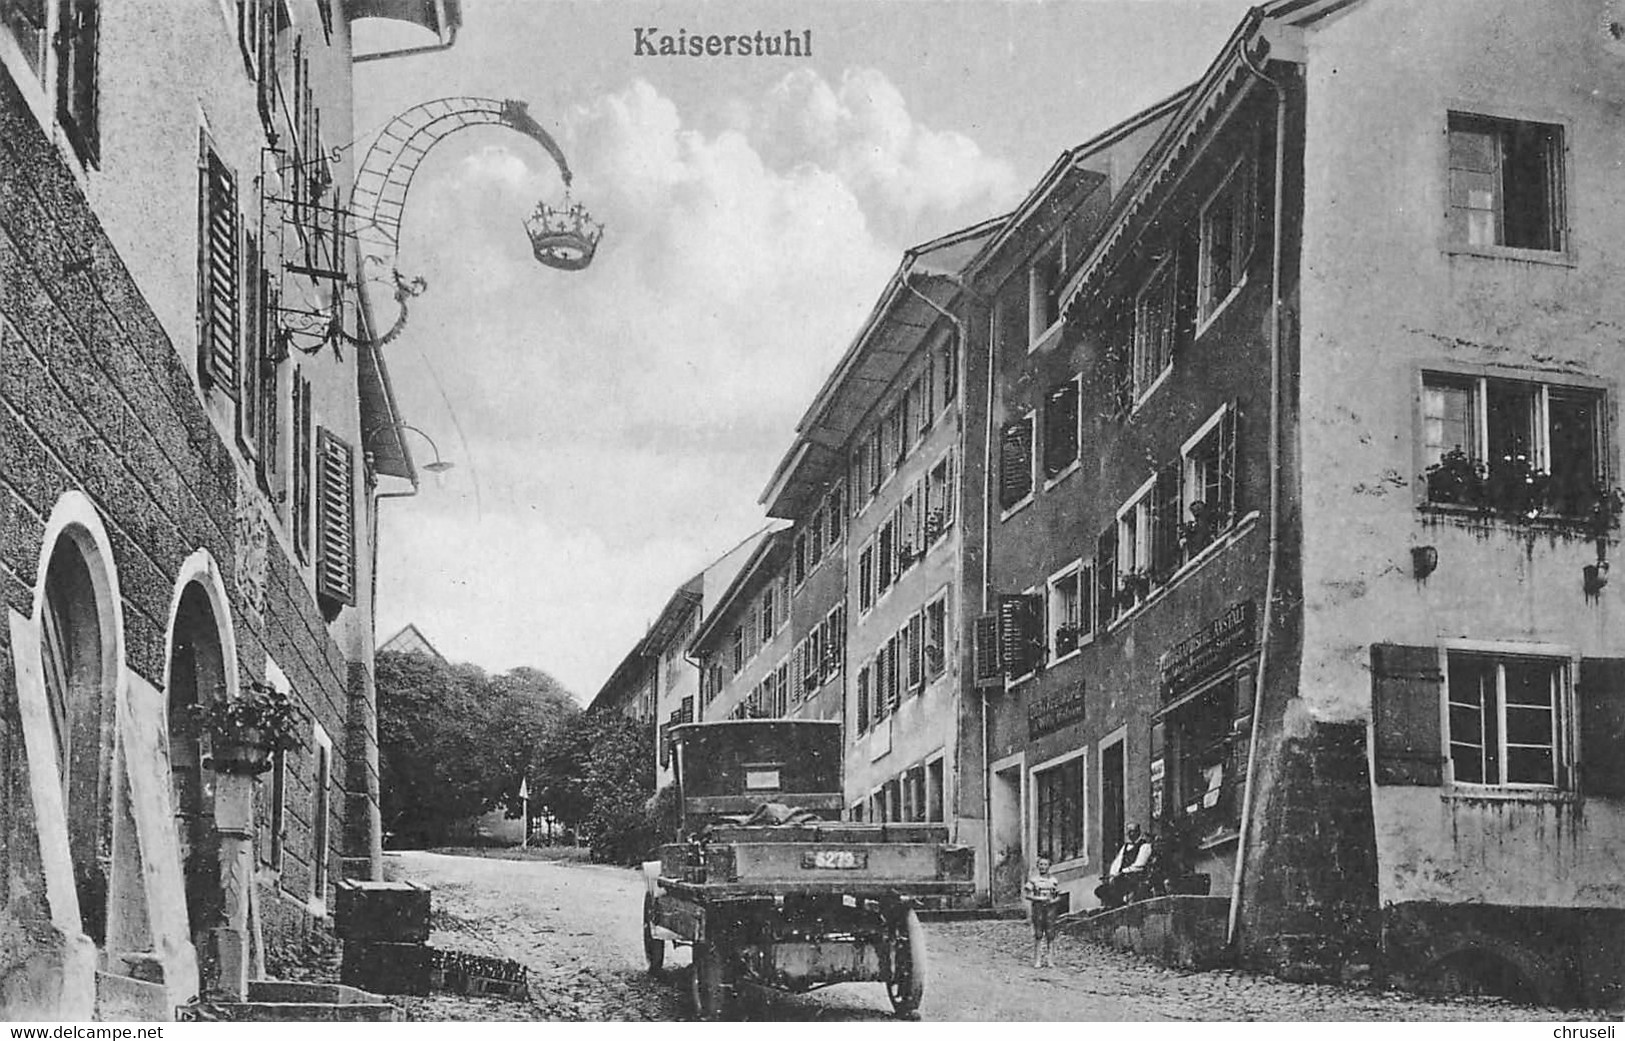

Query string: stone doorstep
[1059,895,1232,970]
[174,981,404,1022]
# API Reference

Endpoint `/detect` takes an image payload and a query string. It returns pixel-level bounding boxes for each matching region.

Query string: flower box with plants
[1117,569,1151,611]
[1424,447,1625,536]
[193,681,304,776]
[1053,623,1083,656]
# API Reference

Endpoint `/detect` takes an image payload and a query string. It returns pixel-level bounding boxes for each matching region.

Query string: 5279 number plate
[802,849,868,870]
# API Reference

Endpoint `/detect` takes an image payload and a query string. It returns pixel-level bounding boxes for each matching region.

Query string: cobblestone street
[385,850,1582,1021]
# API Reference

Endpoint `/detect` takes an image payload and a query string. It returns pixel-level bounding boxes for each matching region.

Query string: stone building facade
[0,0,447,1019]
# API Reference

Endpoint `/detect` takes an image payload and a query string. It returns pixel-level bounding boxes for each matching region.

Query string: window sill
[1050,854,1090,874]
[1027,319,1065,355]
[1000,495,1036,523]
[1047,645,1085,668]
[1106,511,1260,633]
[1443,242,1576,269]
[1043,460,1081,491]
[1443,784,1574,805]
[1418,502,1609,538]
[1130,366,1173,417]
[1194,276,1247,340]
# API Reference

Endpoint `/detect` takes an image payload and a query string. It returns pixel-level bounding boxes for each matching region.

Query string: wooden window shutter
[256,282,281,493]
[997,593,1043,676]
[1370,643,1445,786]
[292,373,312,562]
[885,638,900,713]
[1095,525,1117,623]
[1579,658,1625,798]
[1218,404,1240,524]
[200,148,240,396]
[315,427,356,605]
[238,233,263,458]
[857,665,870,731]
[55,0,99,165]
[973,612,1002,686]
[999,419,1033,509]
[1153,463,1181,575]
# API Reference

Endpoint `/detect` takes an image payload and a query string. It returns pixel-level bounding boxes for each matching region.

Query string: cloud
[760,68,1021,226]
[379,74,1011,694]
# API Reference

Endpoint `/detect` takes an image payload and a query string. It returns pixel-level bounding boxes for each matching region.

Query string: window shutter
[973,612,1002,686]
[239,234,263,458]
[997,593,1043,676]
[1218,404,1239,524]
[885,638,900,713]
[1371,643,1445,786]
[292,373,312,562]
[1154,463,1181,575]
[999,419,1033,509]
[908,613,924,687]
[1095,526,1118,624]
[315,428,356,605]
[1579,658,1625,798]
[200,149,240,395]
[55,0,99,165]
[257,283,281,494]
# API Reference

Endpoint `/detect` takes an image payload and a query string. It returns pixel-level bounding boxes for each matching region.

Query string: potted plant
[1117,569,1150,610]
[1423,447,1486,508]
[194,681,303,776]
[1054,623,1082,656]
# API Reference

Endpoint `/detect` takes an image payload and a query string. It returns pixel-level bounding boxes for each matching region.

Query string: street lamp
[399,423,455,475]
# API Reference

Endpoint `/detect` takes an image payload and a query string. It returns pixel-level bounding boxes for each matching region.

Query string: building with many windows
[0,0,455,1018]
[958,0,1625,1002]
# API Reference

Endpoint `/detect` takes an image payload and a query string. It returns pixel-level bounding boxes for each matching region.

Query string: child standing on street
[1023,857,1061,968]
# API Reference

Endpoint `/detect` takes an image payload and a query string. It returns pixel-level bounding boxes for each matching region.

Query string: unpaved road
[387,850,1574,1021]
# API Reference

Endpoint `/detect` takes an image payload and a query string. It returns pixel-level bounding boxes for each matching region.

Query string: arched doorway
[166,582,226,983]
[40,536,114,946]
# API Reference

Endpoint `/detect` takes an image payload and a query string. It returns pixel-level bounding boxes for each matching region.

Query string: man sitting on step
[1093,823,1153,910]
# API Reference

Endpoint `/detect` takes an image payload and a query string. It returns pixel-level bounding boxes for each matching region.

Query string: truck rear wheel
[642,893,664,974]
[886,908,927,1017]
[689,940,732,1020]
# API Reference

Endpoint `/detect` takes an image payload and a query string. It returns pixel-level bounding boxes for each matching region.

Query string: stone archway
[39,537,115,948]
[166,582,227,988]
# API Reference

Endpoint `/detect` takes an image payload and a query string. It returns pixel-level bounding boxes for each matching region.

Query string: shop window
[1448,113,1564,253]
[1034,755,1085,864]
[1421,372,1605,519]
[1168,682,1240,824]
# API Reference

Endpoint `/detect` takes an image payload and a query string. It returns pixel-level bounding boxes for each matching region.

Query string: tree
[532,711,657,864]
[375,650,577,846]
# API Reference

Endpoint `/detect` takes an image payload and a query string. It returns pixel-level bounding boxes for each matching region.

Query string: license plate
[802,849,867,870]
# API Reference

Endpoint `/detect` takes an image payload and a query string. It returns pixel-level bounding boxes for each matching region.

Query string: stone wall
[0,62,355,1013]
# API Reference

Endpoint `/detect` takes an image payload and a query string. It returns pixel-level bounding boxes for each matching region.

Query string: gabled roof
[378,623,445,662]
[1058,0,1342,319]
[759,216,1007,520]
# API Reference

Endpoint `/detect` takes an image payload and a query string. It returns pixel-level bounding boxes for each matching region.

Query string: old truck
[641,719,975,1019]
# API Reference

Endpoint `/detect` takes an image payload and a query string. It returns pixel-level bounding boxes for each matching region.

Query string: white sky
[358,0,1259,701]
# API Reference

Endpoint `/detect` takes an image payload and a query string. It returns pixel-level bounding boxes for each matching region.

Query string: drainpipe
[1228,36,1288,951]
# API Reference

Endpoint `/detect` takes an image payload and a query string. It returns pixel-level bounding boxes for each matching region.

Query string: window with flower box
[1048,563,1088,658]
[1421,372,1607,521]
[1181,404,1239,558]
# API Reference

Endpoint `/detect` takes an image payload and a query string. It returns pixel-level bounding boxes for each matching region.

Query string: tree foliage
[532,711,658,864]
[376,650,577,847]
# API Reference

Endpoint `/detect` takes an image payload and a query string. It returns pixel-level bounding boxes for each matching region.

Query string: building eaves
[1058,5,1305,320]
[758,215,1006,520]
[688,528,794,655]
